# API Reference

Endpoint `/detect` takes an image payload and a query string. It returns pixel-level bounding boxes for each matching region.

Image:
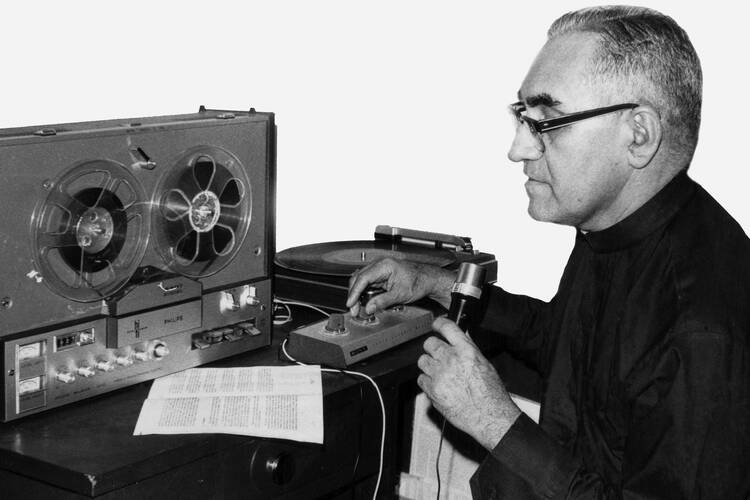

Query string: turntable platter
[275,240,456,276]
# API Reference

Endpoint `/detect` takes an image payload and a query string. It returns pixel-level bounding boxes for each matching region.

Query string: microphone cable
[277,301,386,500]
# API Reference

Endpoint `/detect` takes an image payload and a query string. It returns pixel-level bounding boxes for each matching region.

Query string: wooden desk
[0,305,540,500]
[0,319,427,500]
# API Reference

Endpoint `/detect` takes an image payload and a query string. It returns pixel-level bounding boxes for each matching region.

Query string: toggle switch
[241,285,260,306]
[219,290,241,313]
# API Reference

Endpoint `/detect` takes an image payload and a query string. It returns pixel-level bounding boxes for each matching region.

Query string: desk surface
[0,310,536,500]
[0,318,427,499]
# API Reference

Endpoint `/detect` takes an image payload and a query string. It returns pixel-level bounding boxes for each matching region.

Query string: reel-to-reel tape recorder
[0,107,275,421]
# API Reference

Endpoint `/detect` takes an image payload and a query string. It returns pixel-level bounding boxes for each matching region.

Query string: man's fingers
[432,316,471,347]
[417,353,437,376]
[349,303,361,317]
[423,335,449,357]
[365,290,400,313]
[346,273,369,308]
[416,373,431,394]
[345,260,391,308]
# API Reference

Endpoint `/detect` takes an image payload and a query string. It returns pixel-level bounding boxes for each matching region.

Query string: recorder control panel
[3,279,272,421]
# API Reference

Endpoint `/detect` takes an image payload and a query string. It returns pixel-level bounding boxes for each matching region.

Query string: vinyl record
[275,240,456,276]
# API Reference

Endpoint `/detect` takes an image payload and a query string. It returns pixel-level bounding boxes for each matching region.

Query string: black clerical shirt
[471,172,750,499]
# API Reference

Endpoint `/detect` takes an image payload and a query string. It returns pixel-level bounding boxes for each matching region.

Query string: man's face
[509,32,634,231]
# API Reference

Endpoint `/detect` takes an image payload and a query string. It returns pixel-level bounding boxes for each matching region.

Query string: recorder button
[203,330,224,344]
[224,329,244,342]
[55,370,75,384]
[237,322,261,336]
[192,339,211,350]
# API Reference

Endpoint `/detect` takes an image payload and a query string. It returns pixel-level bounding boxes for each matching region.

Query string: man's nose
[507,126,544,163]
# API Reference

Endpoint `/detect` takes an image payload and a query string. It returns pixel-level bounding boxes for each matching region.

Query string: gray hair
[549,6,702,156]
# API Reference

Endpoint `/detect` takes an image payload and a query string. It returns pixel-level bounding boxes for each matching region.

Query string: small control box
[286,306,434,368]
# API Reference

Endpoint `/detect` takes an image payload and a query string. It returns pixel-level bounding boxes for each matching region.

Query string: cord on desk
[273,297,331,325]
[281,333,385,500]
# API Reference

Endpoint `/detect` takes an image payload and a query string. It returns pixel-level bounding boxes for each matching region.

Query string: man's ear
[627,105,662,169]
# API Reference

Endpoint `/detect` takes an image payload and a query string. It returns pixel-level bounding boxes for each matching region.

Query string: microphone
[447,262,486,332]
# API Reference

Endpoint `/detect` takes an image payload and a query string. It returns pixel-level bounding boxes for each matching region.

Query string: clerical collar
[579,171,696,253]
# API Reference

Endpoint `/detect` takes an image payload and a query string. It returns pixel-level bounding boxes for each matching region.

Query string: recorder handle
[447,263,486,333]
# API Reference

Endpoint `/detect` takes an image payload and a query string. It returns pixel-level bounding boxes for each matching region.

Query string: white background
[1,1,746,301]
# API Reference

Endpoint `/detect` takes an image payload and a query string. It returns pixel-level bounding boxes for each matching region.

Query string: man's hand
[417,317,522,451]
[346,258,455,316]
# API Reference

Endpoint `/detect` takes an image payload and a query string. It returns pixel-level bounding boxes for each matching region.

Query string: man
[347,6,750,499]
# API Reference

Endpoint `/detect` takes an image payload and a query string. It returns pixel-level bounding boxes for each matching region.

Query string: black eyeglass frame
[510,101,639,135]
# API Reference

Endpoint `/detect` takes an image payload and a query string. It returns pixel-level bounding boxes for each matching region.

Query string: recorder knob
[133,350,149,362]
[153,344,170,359]
[115,354,133,367]
[76,365,96,378]
[96,359,115,372]
[324,314,348,335]
[55,370,76,384]
[357,287,385,323]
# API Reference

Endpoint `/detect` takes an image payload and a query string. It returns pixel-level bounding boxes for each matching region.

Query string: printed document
[133,365,323,443]
[398,392,540,499]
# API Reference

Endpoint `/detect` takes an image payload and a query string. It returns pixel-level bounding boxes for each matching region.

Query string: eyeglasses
[510,101,638,144]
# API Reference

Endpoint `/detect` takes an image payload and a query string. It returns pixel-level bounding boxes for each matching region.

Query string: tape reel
[30,145,253,302]
[152,146,252,278]
[31,160,150,302]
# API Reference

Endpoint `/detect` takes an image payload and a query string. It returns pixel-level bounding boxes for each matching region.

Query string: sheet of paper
[133,365,324,443]
[398,391,540,499]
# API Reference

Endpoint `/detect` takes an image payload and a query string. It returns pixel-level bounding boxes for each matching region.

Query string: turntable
[276,226,497,367]
[0,107,275,421]
[274,225,497,311]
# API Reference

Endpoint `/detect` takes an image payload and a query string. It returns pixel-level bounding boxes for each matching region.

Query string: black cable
[350,377,365,489]
[436,416,447,500]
